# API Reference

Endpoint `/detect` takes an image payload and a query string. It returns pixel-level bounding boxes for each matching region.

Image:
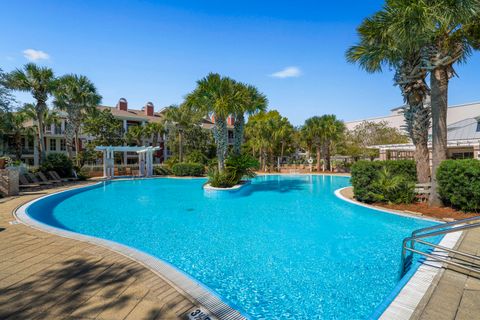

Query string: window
[49,139,56,151]
[54,123,62,135]
[60,139,66,151]
[476,121,480,132]
[451,152,474,160]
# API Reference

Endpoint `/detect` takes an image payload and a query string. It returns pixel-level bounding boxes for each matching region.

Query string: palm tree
[164,104,200,162]
[125,125,145,146]
[233,83,268,155]
[185,73,241,171]
[144,122,164,147]
[382,0,480,205]
[302,117,323,172]
[6,63,56,163]
[53,74,102,164]
[346,8,431,182]
[319,115,345,171]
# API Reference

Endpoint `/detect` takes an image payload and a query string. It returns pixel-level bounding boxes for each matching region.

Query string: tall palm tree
[53,74,102,164]
[346,8,431,182]
[144,122,165,147]
[6,63,56,163]
[233,83,268,155]
[21,103,60,160]
[125,125,145,146]
[302,117,323,172]
[384,0,480,205]
[185,73,242,171]
[319,115,345,171]
[164,104,200,162]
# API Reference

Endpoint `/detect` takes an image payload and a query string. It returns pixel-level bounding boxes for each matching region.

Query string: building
[0,98,235,166]
[344,101,480,163]
[345,101,480,131]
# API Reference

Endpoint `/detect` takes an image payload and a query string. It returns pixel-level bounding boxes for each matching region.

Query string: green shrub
[437,159,480,212]
[208,154,259,188]
[351,160,416,204]
[186,150,209,165]
[208,170,237,188]
[40,153,73,177]
[171,162,205,176]
[164,156,179,169]
[153,164,172,176]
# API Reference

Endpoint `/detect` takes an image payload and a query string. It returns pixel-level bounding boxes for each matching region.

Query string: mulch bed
[374,202,480,221]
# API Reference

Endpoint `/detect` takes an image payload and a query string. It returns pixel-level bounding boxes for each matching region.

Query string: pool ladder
[400,216,480,277]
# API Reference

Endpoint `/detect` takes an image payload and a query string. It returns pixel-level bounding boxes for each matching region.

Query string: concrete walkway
[0,183,201,320]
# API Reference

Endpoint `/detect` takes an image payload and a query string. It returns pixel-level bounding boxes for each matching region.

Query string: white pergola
[95,146,160,179]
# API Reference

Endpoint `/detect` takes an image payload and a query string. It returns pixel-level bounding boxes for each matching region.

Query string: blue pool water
[26,175,438,319]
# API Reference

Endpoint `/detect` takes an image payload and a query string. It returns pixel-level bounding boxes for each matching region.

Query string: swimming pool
[24,175,438,319]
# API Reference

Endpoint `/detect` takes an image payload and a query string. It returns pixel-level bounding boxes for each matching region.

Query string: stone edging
[14,180,247,320]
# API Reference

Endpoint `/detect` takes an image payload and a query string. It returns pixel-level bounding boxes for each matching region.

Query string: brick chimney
[117,98,128,111]
[210,115,215,123]
[144,102,154,117]
[227,115,235,126]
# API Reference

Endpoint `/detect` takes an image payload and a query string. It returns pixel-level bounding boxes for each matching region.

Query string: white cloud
[23,49,50,61]
[270,66,302,78]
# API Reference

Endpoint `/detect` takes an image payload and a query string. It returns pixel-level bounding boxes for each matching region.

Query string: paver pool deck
[0,182,478,319]
[0,182,201,320]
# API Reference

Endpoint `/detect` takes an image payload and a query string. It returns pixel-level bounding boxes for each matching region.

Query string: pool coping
[334,186,462,320]
[14,180,247,320]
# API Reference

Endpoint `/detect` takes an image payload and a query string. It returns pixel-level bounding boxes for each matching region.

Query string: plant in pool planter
[171,162,205,177]
[208,154,259,188]
[40,153,73,177]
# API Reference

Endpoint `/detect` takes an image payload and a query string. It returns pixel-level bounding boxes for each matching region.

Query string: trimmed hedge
[351,160,417,204]
[437,159,480,212]
[171,162,205,177]
[153,165,172,176]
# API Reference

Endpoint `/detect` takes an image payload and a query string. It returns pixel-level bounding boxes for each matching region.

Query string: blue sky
[1,0,479,125]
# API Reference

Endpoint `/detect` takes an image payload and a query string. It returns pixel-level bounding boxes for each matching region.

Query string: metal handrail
[412,216,480,237]
[400,216,480,277]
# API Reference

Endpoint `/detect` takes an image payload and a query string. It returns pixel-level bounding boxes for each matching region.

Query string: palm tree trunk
[178,131,183,162]
[233,113,244,156]
[316,145,321,172]
[14,134,22,161]
[74,131,80,166]
[215,117,228,172]
[325,142,331,171]
[429,67,449,206]
[37,109,47,164]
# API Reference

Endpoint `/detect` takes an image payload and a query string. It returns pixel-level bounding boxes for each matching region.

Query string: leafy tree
[83,108,123,146]
[6,63,57,163]
[2,110,35,160]
[185,73,243,171]
[319,115,345,171]
[0,69,16,134]
[341,121,409,161]
[301,116,324,172]
[53,74,102,164]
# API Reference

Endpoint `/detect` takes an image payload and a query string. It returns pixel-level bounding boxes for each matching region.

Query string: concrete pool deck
[0,182,208,320]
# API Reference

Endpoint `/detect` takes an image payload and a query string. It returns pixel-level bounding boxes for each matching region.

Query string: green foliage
[40,153,73,177]
[208,154,259,188]
[171,162,205,177]
[186,150,209,164]
[164,156,179,169]
[437,160,480,212]
[225,154,259,183]
[83,108,123,146]
[153,164,172,176]
[351,160,417,204]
